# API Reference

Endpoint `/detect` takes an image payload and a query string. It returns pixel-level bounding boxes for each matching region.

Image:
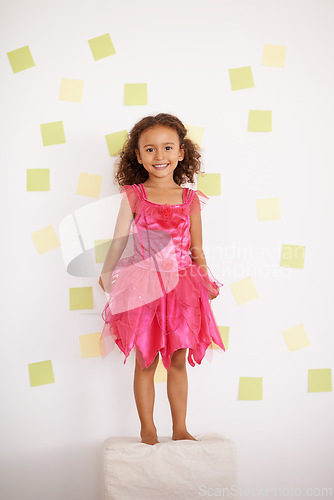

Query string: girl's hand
[98,273,118,294]
[208,292,219,300]
[98,275,105,292]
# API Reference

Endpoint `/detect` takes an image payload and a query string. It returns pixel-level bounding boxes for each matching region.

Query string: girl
[99,113,225,446]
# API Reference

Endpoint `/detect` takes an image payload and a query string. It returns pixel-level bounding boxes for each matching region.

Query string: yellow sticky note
[154,358,167,384]
[239,377,263,400]
[76,173,102,198]
[105,130,128,156]
[79,332,104,358]
[308,369,332,392]
[88,33,116,60]
[256,197,281,221]
[197,173,221,196]
[95,239,112,263]
[262,44,287,68]
[211,326,229,350]
[28,360,55,387]
[229,66,255,90]
[281,244,305,269]
[124,83,148,105]
[248,110,272,132]
[282,324,310,352]
[7,45,35,73]
[40,121,66,146]
[27,169,50,191]
[59,78,84,102]
[230,277,259,305]
[31,225,60,254]
[185,124,205,147]
[69,287,94,310]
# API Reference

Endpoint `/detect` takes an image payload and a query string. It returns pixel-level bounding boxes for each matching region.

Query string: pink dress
[100,183,225,370]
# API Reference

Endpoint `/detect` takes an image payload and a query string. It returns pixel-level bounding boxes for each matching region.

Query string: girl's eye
[146,148,154,152]
[165,146,172,150]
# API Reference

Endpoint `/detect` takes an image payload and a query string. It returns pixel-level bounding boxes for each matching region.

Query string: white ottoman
[102,432,238,499]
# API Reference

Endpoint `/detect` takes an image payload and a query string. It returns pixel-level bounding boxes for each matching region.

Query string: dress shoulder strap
[184,187,193,202]
[132,183,146,200]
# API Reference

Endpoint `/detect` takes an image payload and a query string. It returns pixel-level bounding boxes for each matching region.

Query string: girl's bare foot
[140,427,159,445]
[172,429,197,441]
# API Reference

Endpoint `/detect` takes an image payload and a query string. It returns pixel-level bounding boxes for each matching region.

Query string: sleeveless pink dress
[100,183,225,370]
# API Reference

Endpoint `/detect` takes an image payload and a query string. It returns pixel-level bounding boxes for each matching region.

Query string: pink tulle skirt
[100,260,225,370]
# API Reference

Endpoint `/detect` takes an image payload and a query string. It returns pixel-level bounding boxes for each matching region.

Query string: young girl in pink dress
[99,113,225,445]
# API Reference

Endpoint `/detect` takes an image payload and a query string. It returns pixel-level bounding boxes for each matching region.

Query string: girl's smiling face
[135,125,184,180]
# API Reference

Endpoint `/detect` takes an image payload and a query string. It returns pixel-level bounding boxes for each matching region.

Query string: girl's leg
[167,348,197,441]
[133,350,160,445]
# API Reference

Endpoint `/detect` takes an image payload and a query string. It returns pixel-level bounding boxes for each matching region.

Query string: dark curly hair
[114,113,204,187]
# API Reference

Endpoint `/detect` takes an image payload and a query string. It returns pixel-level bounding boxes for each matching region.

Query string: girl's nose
[154,149,165,159]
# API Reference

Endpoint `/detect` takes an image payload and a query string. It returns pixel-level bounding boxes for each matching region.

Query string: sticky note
[40,121,66,146]
[262,44,287,68]
[230,277,259,305]
[79,332,104,357]
[95,239,112,263]
[88,33,116,60]
[211,326,229,350]
[282,324,310,352]
[31,224,60,254]
[239,377,263,400]
[59,78,84,102]
[76,173,102,198]
[154,358,167,383]
[185,124,205,147]
[105,130,128,156]
[28,360,55,386]
[256,197,281,221]
[27,169,50,191]
[69,287,94,310]
[7,45,35,73]
[124,83,148,105]
[197,173,221,196]
[308,369,332,392]
[229,66,255,90]
[281,244,305,269]
[248,110,272,132]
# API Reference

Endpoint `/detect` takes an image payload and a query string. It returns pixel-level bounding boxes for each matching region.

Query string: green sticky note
[40,121,66,146]
[229,66,255,90]
[124,83,148,105]
[7,45,35,73]
[94,239,112,263]
[211,326,229,350]
[308,369,332,392]
[239,377,263,400]
[248,110,272,131]
[280,244,305,269]
[105,129,128,156]
[88,33,116,60]
[69,287,94,310]
[28,360,55,386]
[27,169,50,191]
[197,173,221,196]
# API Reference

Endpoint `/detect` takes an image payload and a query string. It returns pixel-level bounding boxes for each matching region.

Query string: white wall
[1,0,334,499]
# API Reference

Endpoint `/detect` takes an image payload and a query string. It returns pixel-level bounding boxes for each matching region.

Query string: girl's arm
[99,195,134,293]
[189,209,208,272]
[189,210,218,300]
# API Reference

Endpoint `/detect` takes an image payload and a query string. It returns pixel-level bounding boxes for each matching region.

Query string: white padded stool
[102,432,238,499]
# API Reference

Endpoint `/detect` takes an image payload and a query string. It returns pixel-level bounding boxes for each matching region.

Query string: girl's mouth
[153,163,169,170]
